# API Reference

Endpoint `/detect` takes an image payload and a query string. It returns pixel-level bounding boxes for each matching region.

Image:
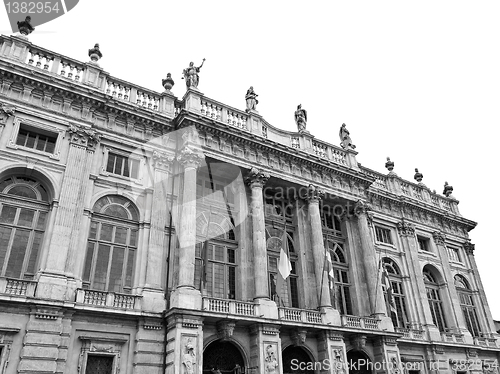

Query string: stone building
[0,34,498,374]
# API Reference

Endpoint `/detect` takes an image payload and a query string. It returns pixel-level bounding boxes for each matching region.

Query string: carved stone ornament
[162,73,175,92]
[216,320,235,341]
[68,125,101,151]
[443,181,453,197]
[153,151,174,170]
[177,147,203,168]
[182,338,196,374]
[264,344,279,374]
[432,231,446,245]
[353,200,372,217]
[414,168,423,183]
[385,157,395,173]
[0,103,15,125]
[463,240,475,255]
[305,184,325,203]
[350,335,366,351]
[332,348,346,374]
[291,329,307,346]
[245,167,270,188]
[397,219,415,237]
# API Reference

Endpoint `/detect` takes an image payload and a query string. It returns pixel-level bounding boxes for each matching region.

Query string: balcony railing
[278,307,323,324]
[0,277,36,297]
[76,289,142,310]
[474,336,498,347]
[341,315,380,330]
[441,332,465,344]
[202,297,256,316]
[395,327,426,340]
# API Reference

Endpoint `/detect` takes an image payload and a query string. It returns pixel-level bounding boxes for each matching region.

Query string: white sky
[1,1,499,320]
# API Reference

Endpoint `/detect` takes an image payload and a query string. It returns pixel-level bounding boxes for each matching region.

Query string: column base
[169,287,202,310]
[36,272,75,301]
[141,288,167,313]
[376,315,395,332]
[320,306,341,326]
[254,298,278,319]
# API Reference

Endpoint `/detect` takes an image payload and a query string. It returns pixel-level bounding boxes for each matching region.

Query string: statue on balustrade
[294,104,307,133]
[245,86,258,112]
[339,123,356,150]
[17,16,35,35]
[182,59,205,89]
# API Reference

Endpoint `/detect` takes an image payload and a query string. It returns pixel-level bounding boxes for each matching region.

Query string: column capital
[463,240,475,255]
[152,150,174,171]
[432,231,446,245]
[245,167,269,188]
[305,184,324,204]
[397,218,415,237]
[0,102,15,125]
[177,146,203,168]
[68,124,101,151]
[353,199,372,217]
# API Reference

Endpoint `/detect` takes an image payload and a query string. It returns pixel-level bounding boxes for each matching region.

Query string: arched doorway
[203,340,245,374]
[282,346,314,374]
[347,350,372,374]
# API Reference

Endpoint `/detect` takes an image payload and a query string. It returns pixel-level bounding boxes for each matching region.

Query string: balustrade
[137,91,160,111]
[26,49,53,71]
[341,315,380,330]
[106,79,132,102]
[313,142,327,158]
[331,148,347,165]
[395,327,425,340]
[278,307,324,324]
[203,297,256,316]
[0,278,36,297]
[76,289,141,310]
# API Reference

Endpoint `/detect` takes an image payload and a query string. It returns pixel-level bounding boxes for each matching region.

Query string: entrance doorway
[346,350,372,374]
[282,346,314,374]
[203,340,245,374]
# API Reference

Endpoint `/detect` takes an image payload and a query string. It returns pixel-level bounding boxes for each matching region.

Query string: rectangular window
[417,237,430,252]
[85,355,114,374]
[375,226,393,245]
[447,246,461,262]
[15,125,57,154]
[106,153,139,179]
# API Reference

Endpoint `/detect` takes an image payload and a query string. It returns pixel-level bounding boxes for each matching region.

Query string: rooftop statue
[17,16,35,35]
[245,86,258,112]
[182,59,205,89]
[294,104,307,132]
[339,123,356,150]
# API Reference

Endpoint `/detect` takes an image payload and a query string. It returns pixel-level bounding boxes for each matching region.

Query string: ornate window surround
[78,334,128,374]
[7,116,65,160]
[99,145,145,185]
[0,327,20,374]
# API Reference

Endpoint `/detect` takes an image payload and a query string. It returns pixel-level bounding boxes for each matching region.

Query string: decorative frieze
[68,124,101,151]
[397,219,415,237]
[245,167,270,188]
[432,231,446,245]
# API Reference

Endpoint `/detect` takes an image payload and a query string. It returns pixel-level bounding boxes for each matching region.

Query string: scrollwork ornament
[305,184,325,203]
[432,231,446,245]
[245,167,270,188]
[152,151,174,170]
[397,219,415,237]
[68,125,101,151]
[177,147,203,168]
[0,103,15,125]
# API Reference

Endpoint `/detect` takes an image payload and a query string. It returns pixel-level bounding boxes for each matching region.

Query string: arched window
[455,274,481,337]
[423,267,447,332]
[195,212,237,299]
[0,176,49,280]
[266,226,299,308]
[382,258,409,328]
[326,239,352,315]
[83,195,139,294]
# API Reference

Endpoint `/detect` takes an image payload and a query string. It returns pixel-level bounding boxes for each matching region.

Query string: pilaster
[133,318,165,374]
[248,324,282,374]
[165,314,203,374]
[372,336,401,374]
[183,88,203,114]
[317,332,347,374]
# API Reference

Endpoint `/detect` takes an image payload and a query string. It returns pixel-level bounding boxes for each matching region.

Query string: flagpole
[201,206,212,289]
[279,220,287,307]
[318,237,328,310]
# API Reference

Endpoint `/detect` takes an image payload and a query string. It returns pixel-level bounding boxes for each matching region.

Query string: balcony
[278,307,323,324]
[395,327,426,340]
[341,315,380,330]
[441,331,465,344]
[474,335,498,348]
[0,277,36,297]
[76,289,142,310]
[202,297,256,316]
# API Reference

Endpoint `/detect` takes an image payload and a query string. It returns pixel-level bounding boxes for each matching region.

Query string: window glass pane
[5,229,30,278]
[290,277,299,307]
[35,136,46,151]
[212,263,225,298]
[88,221,98,239]
[26,231,42,274]
[104,205,129,219]
[16,130,27,146]
[228,266,236,299]
[100,224,113,242]
[109,247,125,292]
[8,186,37,199]
[83,242,94,282]
[214,245,224,262]
[94,244,110,290]
[114,227,127,245]
[227,248,235,264]
[129,230,138,247]
[0,205,17,224]
[125,249,134,288]
[25,133,35,148]
[268,257,278,272]
[36,212,47,230]
[0,226,13,273]
[85,355,114,374]
[106,153,116,173]
[45,138,56,154]
[18,208,35,228]
[122,158,130,177]
[114,156,123,175]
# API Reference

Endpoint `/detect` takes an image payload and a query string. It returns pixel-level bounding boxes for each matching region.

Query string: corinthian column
[39,125,100,300]
[176,148,203,289]
[353,200,386,316]
[245,168,270,300]
[305,185,331,308]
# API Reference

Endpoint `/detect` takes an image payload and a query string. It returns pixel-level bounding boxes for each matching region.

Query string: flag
[326,250,335,290]
[201,209,212,287]
[381,263,398,316]
[276,229,292,306]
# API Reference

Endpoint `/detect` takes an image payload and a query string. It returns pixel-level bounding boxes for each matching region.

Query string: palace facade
[0,34,498,374]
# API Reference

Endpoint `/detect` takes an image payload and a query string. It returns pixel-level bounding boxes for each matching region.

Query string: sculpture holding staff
[294,104,307,132]
[182,58,205,89]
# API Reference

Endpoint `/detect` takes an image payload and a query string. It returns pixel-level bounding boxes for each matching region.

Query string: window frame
[78,334,127,374]
[7,117,64,160]
[455,274,481,337]
[423,269,448,332]
[417,236,431,252]
[0,327,19,374]
[100,146,144,184]
[382,258,409,328]
[447,245,462,263]
[325,238,352,315]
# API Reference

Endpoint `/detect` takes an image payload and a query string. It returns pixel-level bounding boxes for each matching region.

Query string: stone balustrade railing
[75,289,142,310]
[278,307,323,324]
[202,297,256,316]
[395,327,426,340]
[341,315,380,330]
[474,334,498,347]
[441,331,465,344]
[0,277,36,297]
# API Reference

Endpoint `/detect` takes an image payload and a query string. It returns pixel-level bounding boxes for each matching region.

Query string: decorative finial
[245,86,259,112]
[294,104,307,133]
[443,181,453,197]
[385,157,394,172]
[162,73,175,92]
[414,168,423,183]
[88,43,103,63]
[17,16,35,36]
[339,123,356,150]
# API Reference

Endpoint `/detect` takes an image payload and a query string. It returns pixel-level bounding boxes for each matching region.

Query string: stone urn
[414,168,423,183]
[162,73,174,92]
[443,181,453,197]
[385,157,394,172]
[88,44,103,63]
[17,16,35,35]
